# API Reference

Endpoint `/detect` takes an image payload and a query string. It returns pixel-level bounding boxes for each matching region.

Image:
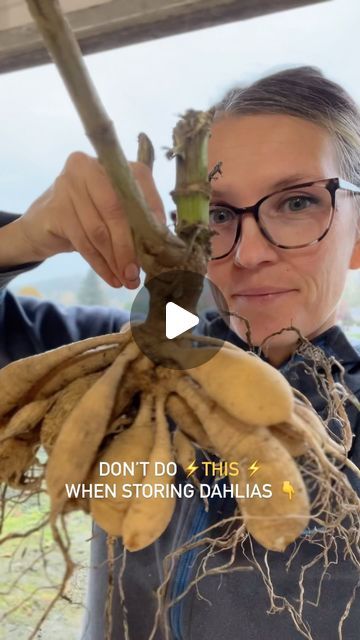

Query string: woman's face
[207,114,360,365]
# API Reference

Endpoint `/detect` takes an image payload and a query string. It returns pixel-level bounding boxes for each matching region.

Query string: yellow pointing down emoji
[282,480,295,500]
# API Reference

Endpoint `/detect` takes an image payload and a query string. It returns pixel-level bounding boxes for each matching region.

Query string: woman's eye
[283,195,315,212]
[210,206,235,225]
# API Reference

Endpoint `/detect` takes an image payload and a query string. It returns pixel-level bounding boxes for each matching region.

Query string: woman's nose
[233,214,279,268]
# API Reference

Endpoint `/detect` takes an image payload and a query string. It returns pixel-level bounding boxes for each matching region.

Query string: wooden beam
[0,0,330,74]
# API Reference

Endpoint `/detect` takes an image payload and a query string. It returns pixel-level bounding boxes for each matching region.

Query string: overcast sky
[1,0,359,283]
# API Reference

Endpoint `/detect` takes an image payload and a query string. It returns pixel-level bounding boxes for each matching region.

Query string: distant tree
[77,269,109,306]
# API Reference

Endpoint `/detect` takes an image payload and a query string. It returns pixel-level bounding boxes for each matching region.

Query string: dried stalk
[137,133,155,171]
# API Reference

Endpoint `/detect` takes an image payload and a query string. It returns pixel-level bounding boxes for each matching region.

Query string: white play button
[165,302,199,340]
[130,269,228,369]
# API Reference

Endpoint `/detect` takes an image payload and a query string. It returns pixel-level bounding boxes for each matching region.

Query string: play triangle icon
[165,302,199,340]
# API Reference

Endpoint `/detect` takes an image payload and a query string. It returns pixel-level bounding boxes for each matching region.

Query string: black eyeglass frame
[210,177,360,260]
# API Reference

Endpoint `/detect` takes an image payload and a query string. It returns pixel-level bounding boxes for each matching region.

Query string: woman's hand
[1,152,166,289]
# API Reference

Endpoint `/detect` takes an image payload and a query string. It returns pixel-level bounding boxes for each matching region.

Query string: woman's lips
[231,288,297,303]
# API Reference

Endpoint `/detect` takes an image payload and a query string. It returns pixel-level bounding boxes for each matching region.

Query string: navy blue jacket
[0,213,359,640]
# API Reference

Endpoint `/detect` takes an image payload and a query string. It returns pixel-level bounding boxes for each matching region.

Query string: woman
[0,67,359,639]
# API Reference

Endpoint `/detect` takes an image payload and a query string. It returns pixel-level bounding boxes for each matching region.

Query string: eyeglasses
[209,177,360,260]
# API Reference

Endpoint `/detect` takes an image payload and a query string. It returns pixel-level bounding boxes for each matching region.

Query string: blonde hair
[212,66,360,218]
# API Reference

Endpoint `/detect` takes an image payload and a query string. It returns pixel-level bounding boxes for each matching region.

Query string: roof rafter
[0,0,330,74]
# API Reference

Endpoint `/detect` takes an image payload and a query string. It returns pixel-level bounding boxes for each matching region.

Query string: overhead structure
[0,0,330,74]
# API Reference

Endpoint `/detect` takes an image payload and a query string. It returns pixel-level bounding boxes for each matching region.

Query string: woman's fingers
[61,199,121,288]
[68,179,120,282]
[17,152,166,289]
[63,154,164,287]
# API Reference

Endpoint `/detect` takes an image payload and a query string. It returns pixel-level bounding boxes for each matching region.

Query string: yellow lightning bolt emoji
[282,480,295,500]
[248,460,260,478]
[185,460,199,478]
